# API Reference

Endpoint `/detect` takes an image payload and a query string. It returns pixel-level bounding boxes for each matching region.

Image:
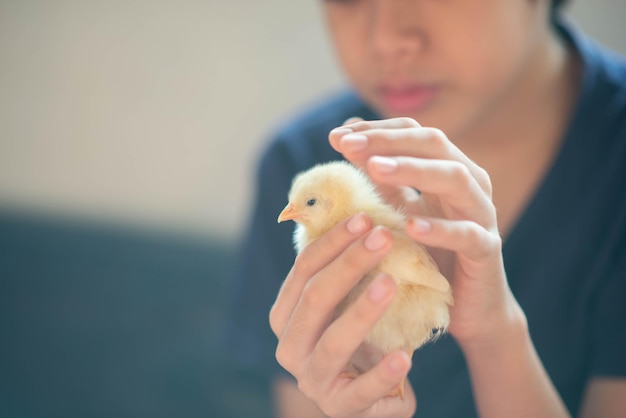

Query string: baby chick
[277,161,453,399]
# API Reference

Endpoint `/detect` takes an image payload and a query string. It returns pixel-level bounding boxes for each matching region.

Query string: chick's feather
[278,161,453,369]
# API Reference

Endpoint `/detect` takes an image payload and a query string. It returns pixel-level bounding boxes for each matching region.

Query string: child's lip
[378,84,439,114]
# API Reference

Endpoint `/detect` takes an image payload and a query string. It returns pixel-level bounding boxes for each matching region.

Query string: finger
[329,124,428,209]
[343,116,363,125]
[307,274,396,384]
[332,126,492,198]
[344,117,421,132]
[269,213,372,337]
[339,350,412,415]
[368,156,496,229]
[406,216,502,265]
[275,227,394,374]
[329,118,421,154]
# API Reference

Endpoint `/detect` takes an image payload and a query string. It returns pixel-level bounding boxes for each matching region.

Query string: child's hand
[329,118,526,348]
[269,214,417,418]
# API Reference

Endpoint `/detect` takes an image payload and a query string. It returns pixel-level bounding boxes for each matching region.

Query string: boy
[230,0,626,416]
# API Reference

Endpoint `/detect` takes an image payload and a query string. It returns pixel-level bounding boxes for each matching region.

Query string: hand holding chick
[277,161,453,398]
[269,212,418,417]
[269,117,518,417]
[329,117,521,348]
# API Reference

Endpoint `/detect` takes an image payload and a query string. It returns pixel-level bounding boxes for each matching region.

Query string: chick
[277,161,453,399]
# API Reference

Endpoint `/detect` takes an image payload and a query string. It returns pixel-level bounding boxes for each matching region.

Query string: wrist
[456,292,529,356]
[453,296,569,418]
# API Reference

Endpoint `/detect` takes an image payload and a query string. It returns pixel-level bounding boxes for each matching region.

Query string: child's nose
[369,0,426,59]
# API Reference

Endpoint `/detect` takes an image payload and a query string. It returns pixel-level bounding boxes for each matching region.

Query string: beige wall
[0,1,624,239]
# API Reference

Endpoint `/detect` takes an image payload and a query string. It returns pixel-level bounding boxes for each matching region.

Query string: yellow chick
[277,161,453,399]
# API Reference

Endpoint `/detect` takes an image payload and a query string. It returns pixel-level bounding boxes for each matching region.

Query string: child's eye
[306,198,317,207]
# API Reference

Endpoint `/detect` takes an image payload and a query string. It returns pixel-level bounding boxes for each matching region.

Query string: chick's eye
[306,198,317,207]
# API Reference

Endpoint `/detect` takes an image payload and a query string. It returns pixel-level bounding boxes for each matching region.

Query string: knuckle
[316,337,342,361]
[296,377,309,395]
[463,222,501,258]
[485,200,498,222]
[352,120,374,131]
[291,252,310,278]
[425,127,448,148]
[368,128,386,140]
[449,162,472,187]
[423,127,455,156]
[464,222,484,245]
[397,116,420,127]
[301,281,326,309]
[275,341,293,371]
[268,305,279,335]
[475,166,493,196]
[486,232,503,253]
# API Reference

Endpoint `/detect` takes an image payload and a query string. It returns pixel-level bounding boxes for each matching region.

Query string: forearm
[460,311,570,418]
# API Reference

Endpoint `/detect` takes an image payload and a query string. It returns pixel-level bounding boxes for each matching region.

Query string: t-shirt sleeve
[225,139,299,379]
[589,235,626,377]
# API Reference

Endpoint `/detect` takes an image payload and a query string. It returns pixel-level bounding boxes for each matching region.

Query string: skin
[268,0,626,416]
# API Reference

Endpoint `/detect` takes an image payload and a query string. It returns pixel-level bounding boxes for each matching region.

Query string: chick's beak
[277,203,300,223]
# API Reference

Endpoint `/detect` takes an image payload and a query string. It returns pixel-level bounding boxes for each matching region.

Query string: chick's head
[277,161,380,239]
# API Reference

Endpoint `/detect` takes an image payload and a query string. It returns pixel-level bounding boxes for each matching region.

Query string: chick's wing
[381,231,450,293]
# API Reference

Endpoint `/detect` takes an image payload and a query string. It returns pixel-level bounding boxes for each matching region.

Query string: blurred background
[1,1,625,417]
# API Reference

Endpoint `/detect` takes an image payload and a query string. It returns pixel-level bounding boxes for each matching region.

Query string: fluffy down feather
[277,161,453,397]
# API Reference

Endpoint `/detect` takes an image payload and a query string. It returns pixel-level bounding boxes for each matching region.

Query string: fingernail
[346,213,367,234]
[388,351,410,373]
[340,133,368,151]
[370,156,398,173]
[368,275,390,302]
[409,218,431,234]
[330,127,352,136]
[365,227,388,251]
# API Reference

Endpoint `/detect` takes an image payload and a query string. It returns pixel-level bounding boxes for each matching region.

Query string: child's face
[323,0,551,138]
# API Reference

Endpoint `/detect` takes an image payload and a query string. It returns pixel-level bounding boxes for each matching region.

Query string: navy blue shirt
[228,21,626,417]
